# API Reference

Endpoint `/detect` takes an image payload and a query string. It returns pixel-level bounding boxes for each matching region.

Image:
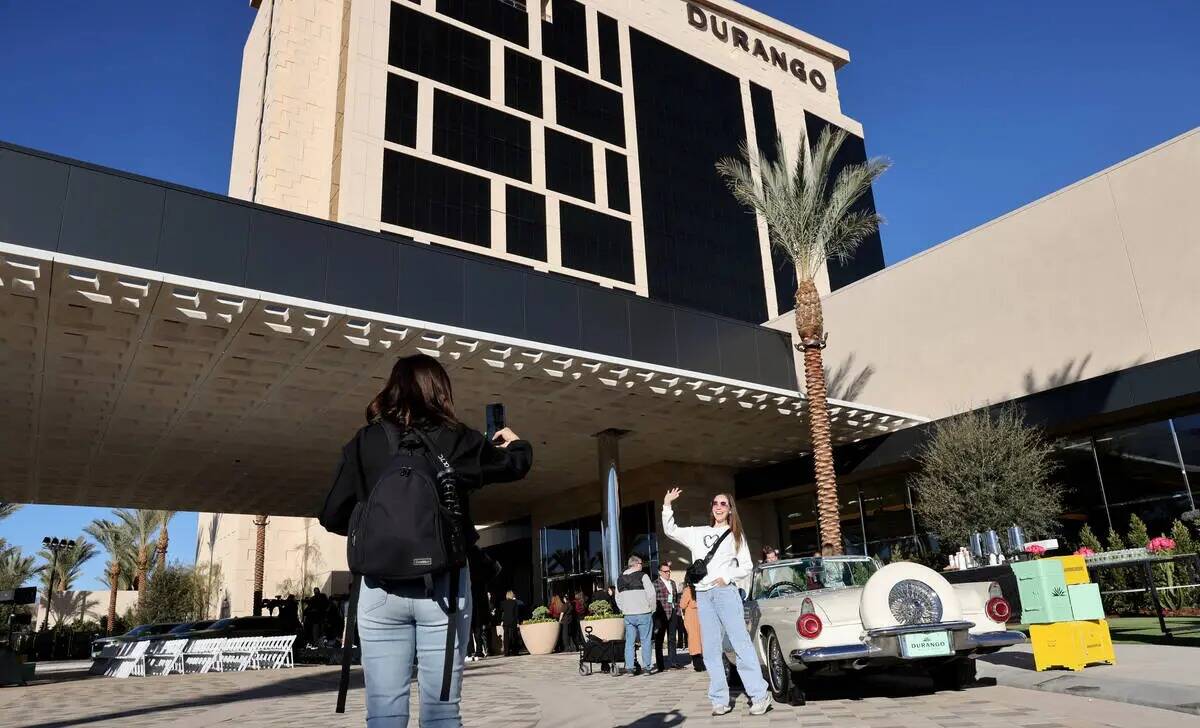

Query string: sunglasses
[711,500,730,507]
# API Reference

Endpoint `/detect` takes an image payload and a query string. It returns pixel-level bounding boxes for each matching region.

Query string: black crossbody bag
[684,529,731,586]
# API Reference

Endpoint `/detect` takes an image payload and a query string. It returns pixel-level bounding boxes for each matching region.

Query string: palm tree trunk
[795,279,843,555]
[107,563,120,635]
[136,548,149,602]
[156,524,169,573]
[253,515,268,616]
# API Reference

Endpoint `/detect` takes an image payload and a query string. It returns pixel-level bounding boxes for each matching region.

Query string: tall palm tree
[84,519,133,634]
[718,128,890,554]
[113,509,161,600]
[0,502,20,521]
[253,515,269,616]
[38,535,97,627]
[0,548,41,590]
[154,510,178,573]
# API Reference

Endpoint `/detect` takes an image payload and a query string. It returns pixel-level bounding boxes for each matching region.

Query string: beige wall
[197,512,350,619]
[37,590,137,627]
[769,127,1200,421]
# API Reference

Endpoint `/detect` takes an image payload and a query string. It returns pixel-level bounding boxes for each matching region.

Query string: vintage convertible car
[739,555,1024,704]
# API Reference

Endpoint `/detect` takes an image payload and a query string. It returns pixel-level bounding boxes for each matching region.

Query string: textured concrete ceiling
[0,242,924,517]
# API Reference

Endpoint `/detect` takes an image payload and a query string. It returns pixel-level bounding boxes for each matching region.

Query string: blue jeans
[623,612,653,671]
[697,583,768,707]
[358,568,471,727]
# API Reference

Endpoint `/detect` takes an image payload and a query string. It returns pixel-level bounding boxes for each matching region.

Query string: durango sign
[685,2,828,92]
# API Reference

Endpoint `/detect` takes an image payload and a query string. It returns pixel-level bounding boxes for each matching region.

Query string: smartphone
[485,402,506,442]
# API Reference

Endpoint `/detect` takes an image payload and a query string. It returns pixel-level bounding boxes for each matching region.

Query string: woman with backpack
[662,487,772,717]
[320,353,533,727]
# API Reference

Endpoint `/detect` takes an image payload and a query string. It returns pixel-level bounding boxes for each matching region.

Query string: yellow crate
[1046,555,1090,585]
[1029,619,1115,671]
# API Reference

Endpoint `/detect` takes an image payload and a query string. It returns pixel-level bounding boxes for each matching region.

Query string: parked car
[166,620,216,638]
[194,616,294,638]
[739,556,1024,705]
[90,623,180,658]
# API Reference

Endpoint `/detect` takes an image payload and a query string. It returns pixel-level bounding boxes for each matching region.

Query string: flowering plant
[1147,536,1177,554]
[1024,544,1046,557]
[1074,546,1095,557]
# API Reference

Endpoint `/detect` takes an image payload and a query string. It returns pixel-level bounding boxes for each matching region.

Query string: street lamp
[40,537,75,632]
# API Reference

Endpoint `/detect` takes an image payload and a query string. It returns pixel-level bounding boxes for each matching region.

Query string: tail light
[796,597,823,639]
[985,582,1011,623]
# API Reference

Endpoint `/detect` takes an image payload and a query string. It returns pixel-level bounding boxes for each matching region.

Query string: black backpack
[336,422,468,713]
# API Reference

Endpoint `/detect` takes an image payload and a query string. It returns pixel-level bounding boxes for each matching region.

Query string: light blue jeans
[623,612,653,672]
[697,583,768,707]
[358,568,471,727]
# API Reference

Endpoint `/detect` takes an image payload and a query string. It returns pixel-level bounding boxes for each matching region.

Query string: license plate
[900,631,952,658]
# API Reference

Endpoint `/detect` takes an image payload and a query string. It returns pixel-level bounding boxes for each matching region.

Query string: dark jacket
[319,420,533,545]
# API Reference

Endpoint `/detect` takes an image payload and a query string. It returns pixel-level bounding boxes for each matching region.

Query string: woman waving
[662,487,771,717]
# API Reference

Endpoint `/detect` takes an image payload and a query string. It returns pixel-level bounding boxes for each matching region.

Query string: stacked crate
[1012,556,1116,671]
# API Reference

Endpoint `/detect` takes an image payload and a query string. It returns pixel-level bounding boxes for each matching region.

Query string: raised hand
[664,487,682,505]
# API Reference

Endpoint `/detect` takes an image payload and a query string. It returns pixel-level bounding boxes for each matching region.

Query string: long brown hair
[709,492,744,550]
[366,353,460,427]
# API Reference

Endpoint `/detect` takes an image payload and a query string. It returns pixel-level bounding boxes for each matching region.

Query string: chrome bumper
[790,623,1026,665]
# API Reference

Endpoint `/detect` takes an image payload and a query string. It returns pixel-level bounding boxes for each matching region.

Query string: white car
[738,556,1024,705]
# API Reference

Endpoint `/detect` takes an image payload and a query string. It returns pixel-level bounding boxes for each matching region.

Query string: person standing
[663,487,771,716]
[678,584,704,671]
[499,590,523,656]
[652,563,681,670]
[614,555,656,675]
[319,353,533,727]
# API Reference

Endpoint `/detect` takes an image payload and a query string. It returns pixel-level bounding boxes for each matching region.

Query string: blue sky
[1,1,1198,589]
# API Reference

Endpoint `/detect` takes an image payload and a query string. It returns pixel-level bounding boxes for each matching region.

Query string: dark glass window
[381,149,491,247]
[559,201,634,283]
[504,48,542,117]
[435,0,529,47]
[1093,421,1193,537]
[748,82,794,316]
[554,69,625,146]
[541,0,588,72]
[804,111,886,292]
[605,150,630,214]
[389,3,490,98]
[544,129,594,202]
[630,30,767,323]
[505,186,546,261]
[384,73,419,147]
[597,13,622,85]
[433,90,532,181]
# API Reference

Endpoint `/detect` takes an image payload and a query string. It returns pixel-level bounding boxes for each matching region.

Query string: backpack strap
[336,574,361,714]
[439,570,459,702]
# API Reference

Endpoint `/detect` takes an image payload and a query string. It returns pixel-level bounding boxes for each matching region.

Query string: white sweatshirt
[662,504,753,592]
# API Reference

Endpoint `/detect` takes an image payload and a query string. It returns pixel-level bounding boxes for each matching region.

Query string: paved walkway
[3,654,1197,728]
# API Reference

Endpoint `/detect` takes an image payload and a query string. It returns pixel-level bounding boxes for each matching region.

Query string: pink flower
[1147,537,1177,553]
[1024,544,1047,556]
[1074,547,1095,556]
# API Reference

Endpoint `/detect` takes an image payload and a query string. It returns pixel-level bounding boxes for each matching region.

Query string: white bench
[143,638,188,676]
[181,637,226,674]
[217,637,260,672]
[89,641,121,675]
[254,635,296,670]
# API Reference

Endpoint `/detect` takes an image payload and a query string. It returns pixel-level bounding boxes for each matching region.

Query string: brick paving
[0,654,1190,728]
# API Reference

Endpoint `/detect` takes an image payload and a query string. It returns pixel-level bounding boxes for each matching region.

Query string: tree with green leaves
[1078,523,1104,554]
[153,510,178,575]
[84,519,134,635]
[1126,514,1150,551]
[0,547,41,628]
[135,563,204,625]
[113,509,161,600]
[38,536,97,627]
[717,130,890,553]
[908,406,1063,545]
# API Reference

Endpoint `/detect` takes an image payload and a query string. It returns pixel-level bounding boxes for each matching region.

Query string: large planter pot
[581,617,625,642]
[518,621,559,655]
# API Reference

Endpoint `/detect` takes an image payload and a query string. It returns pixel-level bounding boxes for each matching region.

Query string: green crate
[1067,583,1105,620]
[1012,560,1074,624]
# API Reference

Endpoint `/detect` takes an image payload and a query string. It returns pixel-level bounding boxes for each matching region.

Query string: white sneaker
[711,704,732,716]
[749,695,773,716]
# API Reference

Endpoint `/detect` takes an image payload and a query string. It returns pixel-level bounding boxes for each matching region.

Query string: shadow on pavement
[616,710,686,728]
[20,668,357,728]
[977,650,1038,671]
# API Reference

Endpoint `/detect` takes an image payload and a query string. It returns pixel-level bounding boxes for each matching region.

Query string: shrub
[521,605,555,625]
[909,406,1063,544]
[134,563,205,625]
[1078,524,1104,554]
[584,600,620,620]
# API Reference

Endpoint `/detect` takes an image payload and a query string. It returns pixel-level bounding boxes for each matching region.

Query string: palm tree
[113,509,161,600]
[154,510,178,574]
[0,549,41,590]
[253,515,269,616]
[38,536,97,627]
[718,128,890,554]
[84,519,133,635]
[0,502,20,521]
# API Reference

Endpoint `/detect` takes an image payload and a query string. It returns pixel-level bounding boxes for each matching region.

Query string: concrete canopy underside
[0,243,924,518]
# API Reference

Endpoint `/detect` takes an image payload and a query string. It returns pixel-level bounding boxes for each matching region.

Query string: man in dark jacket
[498,591,524,656]
[652,562,681,670]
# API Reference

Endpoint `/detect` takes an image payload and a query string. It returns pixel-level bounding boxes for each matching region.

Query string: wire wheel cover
[888,579,943,625]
